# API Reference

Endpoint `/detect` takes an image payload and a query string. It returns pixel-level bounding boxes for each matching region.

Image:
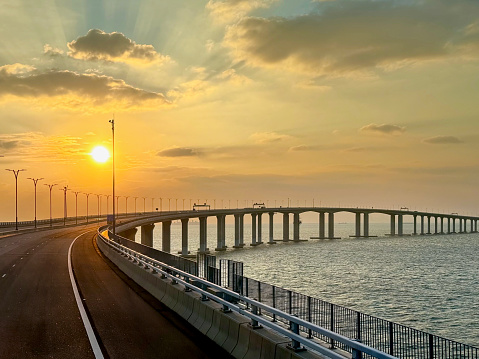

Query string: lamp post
[142,197,146,214]
[27,177,43,228]
[134,196,138,215]
[73,191,80,224]
[60,186,69,225]
[125,196,129,217]
[84,193,91,223]
[106,194,111,216]
[182,199,185,211]
[95,194,101,222]
[5,169,25,230]
[168,198,171,211]
[175,198,178,211]
[44,183,57,227]
[109,118,116,236]
[160,198,162,212]
[151,198,154,212]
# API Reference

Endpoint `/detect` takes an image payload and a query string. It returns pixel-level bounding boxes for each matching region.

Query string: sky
[1,0,479,222]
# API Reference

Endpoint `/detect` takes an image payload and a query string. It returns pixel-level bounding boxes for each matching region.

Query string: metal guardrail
[98,227,397,359]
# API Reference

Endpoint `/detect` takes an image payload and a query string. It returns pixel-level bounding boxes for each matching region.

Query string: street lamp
[109,118,116,236]
[134,196,138,215]
[73,191,80,224]
[168,198,171,211]
[26,177,43,229]
[95,194,101,222]
[142,197,146,214]
[44,183,57,227]
[84,192,91,223]
[160,197,163,212]
[60,186,69,226]
[5,169,25,230]
[125,196,129,217]
[175,198,178,211]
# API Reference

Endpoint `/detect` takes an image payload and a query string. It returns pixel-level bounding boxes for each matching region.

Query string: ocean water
[147,221,479,347]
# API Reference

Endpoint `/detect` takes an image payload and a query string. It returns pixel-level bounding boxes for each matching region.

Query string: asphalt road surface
[0,224,231,358]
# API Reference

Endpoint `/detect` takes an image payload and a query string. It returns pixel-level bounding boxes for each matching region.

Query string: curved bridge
[114,207,479,256]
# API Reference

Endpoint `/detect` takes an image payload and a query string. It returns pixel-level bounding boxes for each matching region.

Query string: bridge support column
[459,218,463,233]
[283,213,290,241]
[355,213,361,237]
[452,218,456,233]
[140,223,155,247]
[198,216,209,253]
[364,213,369,237]
[240,214,244,246]
[319,212,325,239]
[162,221,171,253]
[440,217,444,234]
[448,218,452,234]
[420,216,424,235]
[293,213,300,241]
[181,218,190,256]
[413,215,417,235]
[398,215,403,236]
[119,227,137,241]
[215,215,226,251]
[268,212,276,244]
[251,213,258,246]
[390,215,396,236]
[328,212,335,239]
[257,213,263,244]
[234,214,244,248]
[427,216,431,234]
[434,217,438,234]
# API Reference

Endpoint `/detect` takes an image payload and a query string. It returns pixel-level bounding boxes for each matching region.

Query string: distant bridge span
[114,207,479,256]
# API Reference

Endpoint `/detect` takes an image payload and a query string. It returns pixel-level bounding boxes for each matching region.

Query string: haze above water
[149,222,479,347]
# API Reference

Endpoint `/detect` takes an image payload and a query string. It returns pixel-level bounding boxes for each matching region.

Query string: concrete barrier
[97,237,328,359]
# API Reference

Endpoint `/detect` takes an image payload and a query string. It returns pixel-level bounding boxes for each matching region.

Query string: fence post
[389,322,394,356]
[288,315,306,352]
[201,283,209,301]
[357,311,361,341]
[330,303,335,349]
[308,296,312,339]
[258,281,262,315]
[272,286,276,322]
[249,301,262,329]
[245,277,249,308]
[428,333,434,359]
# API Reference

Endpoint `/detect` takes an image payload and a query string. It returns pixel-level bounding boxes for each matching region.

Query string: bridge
[112,207,479,256]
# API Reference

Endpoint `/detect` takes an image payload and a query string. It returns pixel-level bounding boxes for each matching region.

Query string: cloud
[43,44,64,57]
[250,131,291,144]
[0,65,169,111]
[360,123,405,135]
[0,140,19,150]
[158,147,200,157]
[289,145,322,152]
[423,136,463,144]
[67,29,170,66]
[207,0,278,23]
[223,0,479,75]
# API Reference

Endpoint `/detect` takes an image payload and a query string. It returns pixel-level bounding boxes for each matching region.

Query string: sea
[147,221,479,347]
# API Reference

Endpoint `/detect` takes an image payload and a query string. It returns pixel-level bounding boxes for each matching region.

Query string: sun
[90,146,110,163]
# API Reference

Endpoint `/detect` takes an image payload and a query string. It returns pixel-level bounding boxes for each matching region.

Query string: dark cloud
[224,0,479,74]
[0,140,19,150]
[423,136,463,144]
[67,29,168,65]
[360,123,405,135]
[158,147,200,157]
[0,65,168,109]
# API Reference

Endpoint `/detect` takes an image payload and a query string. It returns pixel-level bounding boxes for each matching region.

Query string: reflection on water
[145,221,479,346]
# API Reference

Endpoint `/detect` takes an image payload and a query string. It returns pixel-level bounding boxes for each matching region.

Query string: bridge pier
[257,213,263,244]
[355,213,361,237]
[283,213,290,241]
[328,212,338,239]
[180,218,191,256]
[268,212,276,244]
[140,223,155,247]
[293,213,301,241]
[452,218,456,233]
[364,213,370,237]
[390,215,396,236]
[413,215,417,235]
[447,218,451,234]
[198,216,209,254]
[427,216,431,234]
[398,215,404,236]
[319,212,326,238]
[251,213,259,246]
[459,218,463,233]
[215,215,226,251]
[162,221,171,253]
[119,227,137,241]
[234,214,245,248]
[440,217,444,234]
[434,217,438,234]
[420,216,424,235]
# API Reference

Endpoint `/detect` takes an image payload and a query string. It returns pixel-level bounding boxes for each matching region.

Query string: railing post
[330,303,335,349]
[389,321,394,356]
[249,301,262,329]
[258,281,262,315]
[307,296,312,338]
[288,315,306,352]
[245,277,249,308]
[201,283,209,301]
[429,333,434,359]
[272,286,276,322]
[357,311,361,341]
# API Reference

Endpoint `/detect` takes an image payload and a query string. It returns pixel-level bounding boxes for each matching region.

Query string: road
[0,224,231,358]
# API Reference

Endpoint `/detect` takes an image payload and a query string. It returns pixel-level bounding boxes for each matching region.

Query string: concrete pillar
[198,216,209,253]
[319,212,325,239]
[390,215,396,236]
[257,213,263,244]
[447,218,451,234]
[162,220,171,253]
[140,223,155,247]
[398,215,403,236]
[328,212,335,239]
[413,215,417,235]
[440,217,444,234]
[234,214,242,248]
[452,218,456,233]
[293,213,300,241]
[239,214,244,246]
[181,218,189,256]
[251,213,257,246]
[283,213,290,241]
[364,213,369,237]
[420,216,424,235]
[427,216,431,234]
[355,212,361,237]
[268,212,275,244]
[216,215,226,251]
[119,227,137,241]
[434,217,438,234]
[459,218,463,233]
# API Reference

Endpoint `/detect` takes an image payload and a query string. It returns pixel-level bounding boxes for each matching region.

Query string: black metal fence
[231,275,478,359]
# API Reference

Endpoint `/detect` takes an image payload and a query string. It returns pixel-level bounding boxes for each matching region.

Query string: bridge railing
[236,275,478,359]
[98,227,397,359]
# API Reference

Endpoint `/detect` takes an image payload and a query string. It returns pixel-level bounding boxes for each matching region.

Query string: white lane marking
[68,232,104,359]
[12,264,15,268]
[2,274,5,278]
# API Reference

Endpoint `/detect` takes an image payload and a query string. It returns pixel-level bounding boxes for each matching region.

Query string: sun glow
[91,146,110,163]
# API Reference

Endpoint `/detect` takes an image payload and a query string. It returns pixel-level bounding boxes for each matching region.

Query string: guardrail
[98,227,397,359]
